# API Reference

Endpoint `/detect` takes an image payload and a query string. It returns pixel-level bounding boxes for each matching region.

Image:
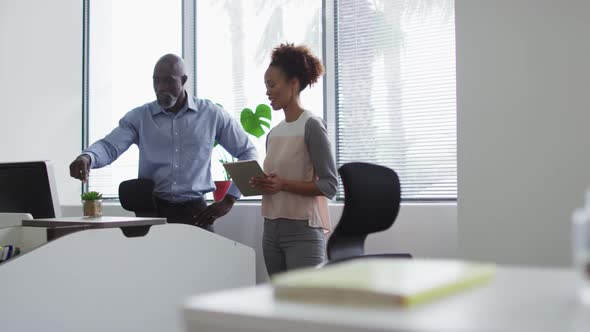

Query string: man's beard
[157,93,178,109]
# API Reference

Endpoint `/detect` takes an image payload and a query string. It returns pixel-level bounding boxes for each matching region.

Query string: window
[85,0,457,201]
[195,0,324,199]
[87,0,182,197]
[334,0,456,200]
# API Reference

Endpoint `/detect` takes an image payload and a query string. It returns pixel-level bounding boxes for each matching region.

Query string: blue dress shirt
[83,94,257,202]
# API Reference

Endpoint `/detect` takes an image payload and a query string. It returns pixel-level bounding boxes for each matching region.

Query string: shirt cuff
[226,182,242,199]
[314,178,337,199]
[81,152,97,168]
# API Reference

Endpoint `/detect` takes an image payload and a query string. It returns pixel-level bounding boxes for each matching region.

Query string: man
[69,54,257,229]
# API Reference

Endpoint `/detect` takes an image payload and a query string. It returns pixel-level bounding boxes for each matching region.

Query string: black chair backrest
[118,179,157,217]
[327,162,401,261]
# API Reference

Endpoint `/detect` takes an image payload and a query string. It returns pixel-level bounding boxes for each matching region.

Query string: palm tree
[214,0,321,112]
[254,0,322,64]
[212,0,247,117]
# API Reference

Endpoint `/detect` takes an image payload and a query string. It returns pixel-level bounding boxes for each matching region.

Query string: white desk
[23,216,166,240]
[183,266,590,332]
[22,216,166,228]
[0,223,255,332]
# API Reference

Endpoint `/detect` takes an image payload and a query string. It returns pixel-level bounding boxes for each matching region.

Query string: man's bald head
[153,54,188,111]
[154,53,187,77]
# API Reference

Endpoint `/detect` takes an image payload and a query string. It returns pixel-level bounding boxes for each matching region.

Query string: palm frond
[255,6,284,64]
[303,8,321,55]
[403,0,453,23]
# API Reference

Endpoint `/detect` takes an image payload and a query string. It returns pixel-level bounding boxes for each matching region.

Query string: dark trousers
[153,196,214,232]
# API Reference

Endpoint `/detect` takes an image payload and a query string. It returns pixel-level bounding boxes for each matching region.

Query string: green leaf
[81,191,103,201]
[240,104,272,138]
[213,140,219,147]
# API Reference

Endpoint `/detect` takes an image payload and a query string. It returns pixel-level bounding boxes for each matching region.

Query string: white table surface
[22,216,166,228]
[183,265,590,332]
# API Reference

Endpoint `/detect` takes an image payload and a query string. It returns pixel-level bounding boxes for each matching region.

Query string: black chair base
[325,253,412,266]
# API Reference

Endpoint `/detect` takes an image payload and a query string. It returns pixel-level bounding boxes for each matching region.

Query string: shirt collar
[186,94,198,112]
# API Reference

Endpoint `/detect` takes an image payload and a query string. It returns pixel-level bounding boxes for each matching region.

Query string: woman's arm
[304,117,338,198]
[250,174,323,196]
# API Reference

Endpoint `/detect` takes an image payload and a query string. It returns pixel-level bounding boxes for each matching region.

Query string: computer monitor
[0,161,61,218]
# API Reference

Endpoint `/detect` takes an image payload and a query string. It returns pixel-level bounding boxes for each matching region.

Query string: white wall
[457,0,590,267]
[0,0,83,207]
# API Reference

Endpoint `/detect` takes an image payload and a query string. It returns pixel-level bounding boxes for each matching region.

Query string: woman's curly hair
[270,43,324,91]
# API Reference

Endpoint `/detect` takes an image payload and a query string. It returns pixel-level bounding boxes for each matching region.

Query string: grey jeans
[263,218,326,276]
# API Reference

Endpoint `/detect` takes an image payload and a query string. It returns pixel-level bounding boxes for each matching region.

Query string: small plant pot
[213,181,232,202]
[83,200,103,218]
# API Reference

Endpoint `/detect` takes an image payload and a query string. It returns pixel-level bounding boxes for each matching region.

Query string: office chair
[326,162,411,265]
[118,178,158,217]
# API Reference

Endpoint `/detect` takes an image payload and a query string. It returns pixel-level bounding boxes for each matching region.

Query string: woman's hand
[249,173,284,195]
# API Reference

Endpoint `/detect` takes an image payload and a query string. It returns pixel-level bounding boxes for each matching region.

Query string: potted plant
[212,103,272,201]
[213,173,232,202]
[213,145,233,202]
[81,191,103,218]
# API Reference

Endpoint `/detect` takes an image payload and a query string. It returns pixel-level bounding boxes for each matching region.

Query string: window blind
[334,0,456,200]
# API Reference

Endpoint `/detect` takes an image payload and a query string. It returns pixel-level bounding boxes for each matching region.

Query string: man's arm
[69,112,139,181]
[193,107,257,227]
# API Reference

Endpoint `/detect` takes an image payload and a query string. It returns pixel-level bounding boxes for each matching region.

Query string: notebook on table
[271,258,496,307]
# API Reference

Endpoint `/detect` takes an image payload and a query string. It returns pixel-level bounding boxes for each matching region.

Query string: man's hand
[249,173,284,195]
[193,194,237,227]
[69,155,91,182]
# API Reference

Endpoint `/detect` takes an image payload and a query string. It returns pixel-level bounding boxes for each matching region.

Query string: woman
[250,43,338,276]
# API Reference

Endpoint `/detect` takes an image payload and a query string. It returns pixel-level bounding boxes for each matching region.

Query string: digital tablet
[222,160,266,196]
